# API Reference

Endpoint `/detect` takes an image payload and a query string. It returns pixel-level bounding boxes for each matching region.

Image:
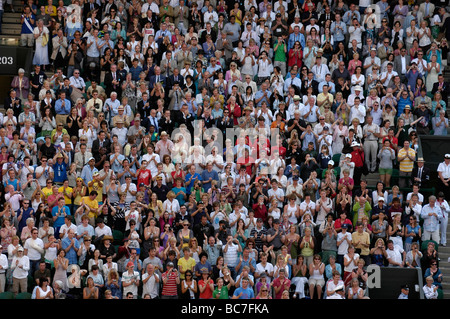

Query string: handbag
[42,33,49,47]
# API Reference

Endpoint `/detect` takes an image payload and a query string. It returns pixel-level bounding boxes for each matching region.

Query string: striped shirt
[161,271,179,296]
[223,243,240,267]
[398,148,416,173]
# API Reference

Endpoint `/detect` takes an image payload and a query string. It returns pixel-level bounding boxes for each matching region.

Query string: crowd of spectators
[0,0,450,300]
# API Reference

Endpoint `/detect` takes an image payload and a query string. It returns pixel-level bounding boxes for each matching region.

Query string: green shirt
[274,42,287,62]
[212,286,229,299]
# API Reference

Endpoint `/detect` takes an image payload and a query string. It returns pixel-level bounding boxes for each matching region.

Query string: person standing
[32,19,50,70]
[397,140,416,189]
[0,245,8,293]
[437,154,450,199]
[161,261,180,299]
[11,246,29,296]
[421,196,442,245]
[20,5,35,48]
[23,228,44,276]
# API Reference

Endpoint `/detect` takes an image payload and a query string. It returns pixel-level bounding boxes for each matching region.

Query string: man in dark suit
[411,157,431,188]
[431,73,450,104]
[159,109,174,134]
[148,66,166,90]
[166,68,185,91]
[199,22,217,44]
[136,91,152,118]
[393,47,411,83]
[215,108,234,136]
[91,130,111,160]
[301,71,319,95]
[318,5,335,28]
[175,103,194,134]
[4,89,22,119]
[83,0,101,22]
[104,64,123,98]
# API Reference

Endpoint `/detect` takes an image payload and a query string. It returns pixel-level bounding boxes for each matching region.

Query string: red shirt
[237,156,255,176]
[137,169,152,186]
[252,203,268,222]
[198,278,214,299]
[161,271,179,296]
[351,148,364,168]
[334,219,353,232]
[227,103,242,125]
[272,277,291,299]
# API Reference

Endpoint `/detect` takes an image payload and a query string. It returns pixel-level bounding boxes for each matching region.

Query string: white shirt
[387,246,404,265]
[11,255,30,279]
[0,253,8,273]
[59,223,78,239]
[69,76,86,90]
[311,63,330,83]
[142,272,160,298]
[350,104,366,124]
[380,70,398,87]
[94,225,112,238]
[337,232,352,255]
[255,262,274,284]
[437,161,450,179]
[24,237,44,261]
[142,153,161,177]
[411,58,427,76]
[122,270,140,296]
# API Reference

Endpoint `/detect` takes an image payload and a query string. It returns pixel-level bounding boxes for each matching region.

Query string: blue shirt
[302,132,316,151]
[52,205,71,228]
[200,169,219,192]
[110,153,125,174]
[233,286,255,299]
[76,224,95,244]
[237,257,256,276]
[17,207,34,233]
[4,179,20,192]
[421,204,442,232]
[53,161,68,183]
[129,66,143,82]
[288,32,305,51]
[81,165,99,186]
[21,14,35,34]
[55,98,71,115]
[172,186,187,205]
[254,89,271,107]
[185,172,201,194]
[61,235,80,265]
[331,21,347,42]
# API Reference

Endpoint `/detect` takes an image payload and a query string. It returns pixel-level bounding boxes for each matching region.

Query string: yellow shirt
[73,186,86,206]
[352,231,371,256]
[41,187,53,203]
[58,186,73,206]
[81,196,99,219]
[88,182,103,203]
[177,257,197,279]
[317,92,334,108]
[398,148,416,173]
